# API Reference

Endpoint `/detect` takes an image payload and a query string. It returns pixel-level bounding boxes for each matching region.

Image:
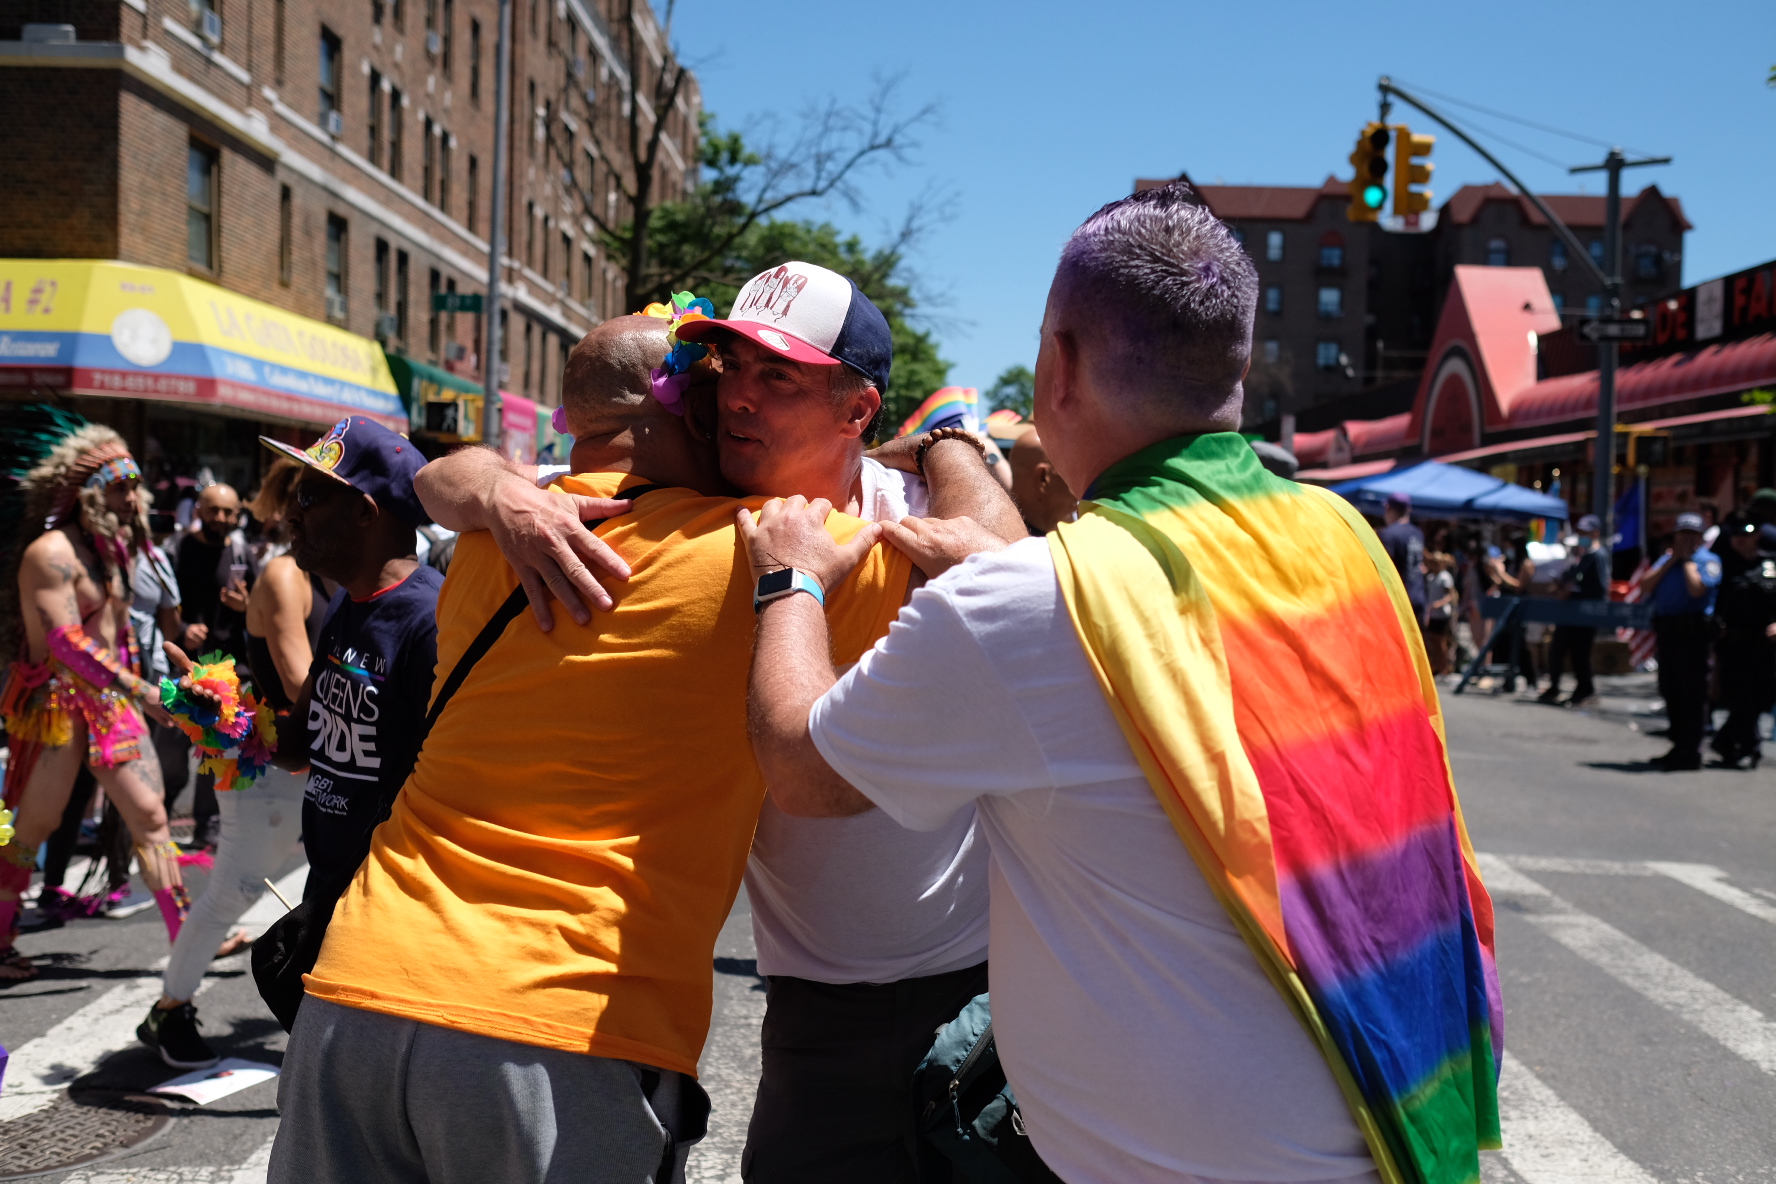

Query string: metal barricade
[1453,596,1653,694]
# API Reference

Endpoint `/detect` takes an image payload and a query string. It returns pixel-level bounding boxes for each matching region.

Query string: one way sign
[1579,317,1652,342]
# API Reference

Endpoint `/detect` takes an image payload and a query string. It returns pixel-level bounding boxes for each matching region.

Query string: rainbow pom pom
[160,657,277,791]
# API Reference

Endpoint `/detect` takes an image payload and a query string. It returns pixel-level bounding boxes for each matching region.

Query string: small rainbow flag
[984,409,1026,440]
[896,386,978,437]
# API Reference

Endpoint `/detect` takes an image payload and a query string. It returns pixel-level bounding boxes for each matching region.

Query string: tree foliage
[984,365,1035,420]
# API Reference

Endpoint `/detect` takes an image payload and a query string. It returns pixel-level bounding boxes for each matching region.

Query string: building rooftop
[1134,174,1346,221]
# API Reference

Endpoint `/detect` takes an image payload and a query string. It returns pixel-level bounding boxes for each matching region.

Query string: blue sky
[669,1,1776,392]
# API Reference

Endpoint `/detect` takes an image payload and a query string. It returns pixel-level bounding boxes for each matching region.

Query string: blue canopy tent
[1328,461,1570,522]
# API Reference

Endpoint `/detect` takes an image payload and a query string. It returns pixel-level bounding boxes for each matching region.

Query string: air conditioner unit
[325,292,348,320]
[426,30,441,56]
[199,9,223,45]
[374,311,400,340]
[325,109,343,136]
[583,87,596,107]
[572,56,586,80]
[445,342,468,362]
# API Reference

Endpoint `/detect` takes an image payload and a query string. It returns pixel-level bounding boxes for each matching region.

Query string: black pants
[1545,625,1597,699]
[1713,635,1776,758]
[743,962,989,1184]
[1655,615,1712,757]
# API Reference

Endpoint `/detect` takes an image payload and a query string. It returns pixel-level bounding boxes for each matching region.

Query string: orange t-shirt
[306,474,911,1075]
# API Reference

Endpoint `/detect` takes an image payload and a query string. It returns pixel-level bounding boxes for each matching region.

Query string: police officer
[1539,514,1609,708]
[1638,511,1722,770]
[1710,522,1776,768]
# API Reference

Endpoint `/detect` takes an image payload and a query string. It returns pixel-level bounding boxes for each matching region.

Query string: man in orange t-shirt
[268,316,1000,1184]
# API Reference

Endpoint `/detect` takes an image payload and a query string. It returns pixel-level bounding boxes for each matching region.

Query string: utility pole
[479,0,513,445]
[1571,148,1671,546]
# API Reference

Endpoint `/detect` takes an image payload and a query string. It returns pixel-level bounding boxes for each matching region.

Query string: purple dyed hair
[1051,180,1259,420]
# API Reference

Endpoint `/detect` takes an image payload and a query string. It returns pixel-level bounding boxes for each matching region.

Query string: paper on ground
[148,1058,279,1105]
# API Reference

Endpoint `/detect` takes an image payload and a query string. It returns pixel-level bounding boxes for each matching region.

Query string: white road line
[1,863,308,1122]
[1480,855,1776,1076]
[1501,855,1660,877]
[56,1133,273,1184]
[1645,861,1776,927]
[1495,1051,1659,1184]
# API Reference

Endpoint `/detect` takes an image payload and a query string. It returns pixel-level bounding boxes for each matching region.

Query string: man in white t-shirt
[418,262,1021,1182]
[736,192,1383,1183]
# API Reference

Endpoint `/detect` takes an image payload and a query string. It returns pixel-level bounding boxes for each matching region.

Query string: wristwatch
[754,567,826,613]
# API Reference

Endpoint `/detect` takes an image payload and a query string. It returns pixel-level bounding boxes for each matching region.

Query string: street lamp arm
[1378,77,1610,290]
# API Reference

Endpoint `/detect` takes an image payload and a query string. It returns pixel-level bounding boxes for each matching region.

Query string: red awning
[1346,412,1413,457]
[1505,332,1776,429]
[1429,405,1773,466]
[1292,427,1337,466]
[1297,459,1396,482]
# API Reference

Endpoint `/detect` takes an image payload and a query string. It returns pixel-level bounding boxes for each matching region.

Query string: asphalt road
[2,682,1772,1183]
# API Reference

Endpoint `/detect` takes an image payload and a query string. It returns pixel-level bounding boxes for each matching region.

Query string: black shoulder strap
[419,483,665,739]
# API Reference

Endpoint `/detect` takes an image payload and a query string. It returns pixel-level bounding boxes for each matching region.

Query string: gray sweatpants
[270,997,707,1184]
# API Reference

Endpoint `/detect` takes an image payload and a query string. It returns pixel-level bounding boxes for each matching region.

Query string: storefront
[0,259,403,506]
[385,353,540,464]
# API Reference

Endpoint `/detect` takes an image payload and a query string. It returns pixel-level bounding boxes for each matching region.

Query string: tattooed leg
[93,741,188,941]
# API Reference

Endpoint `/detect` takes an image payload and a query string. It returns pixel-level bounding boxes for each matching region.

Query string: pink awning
[1505,333,1776,429]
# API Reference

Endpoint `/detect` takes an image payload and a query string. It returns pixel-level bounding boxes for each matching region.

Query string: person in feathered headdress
[0,405,194,982]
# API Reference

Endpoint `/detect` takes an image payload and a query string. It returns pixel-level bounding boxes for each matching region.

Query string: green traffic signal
[1363,184,1387,210]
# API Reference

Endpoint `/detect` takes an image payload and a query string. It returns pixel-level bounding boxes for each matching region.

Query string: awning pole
[480,0,513,445]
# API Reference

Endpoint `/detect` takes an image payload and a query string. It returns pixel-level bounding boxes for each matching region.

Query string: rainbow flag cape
[1049,433,1501,1184]
[896,386,978,437]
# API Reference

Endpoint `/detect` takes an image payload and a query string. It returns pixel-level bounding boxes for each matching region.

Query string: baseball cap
[675,261,893,394]
[1674,511,1705,533]
[1576,514,1601,533]
[260,416,432,527]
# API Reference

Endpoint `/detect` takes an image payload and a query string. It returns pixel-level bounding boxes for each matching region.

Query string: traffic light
[1347,123,1390,223]
[1393,126,1435,216]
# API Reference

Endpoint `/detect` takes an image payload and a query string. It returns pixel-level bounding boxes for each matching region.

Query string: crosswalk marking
[55,1134,273,1183]
[1479,855,1776,1077]
[1644,861,1776,927]
[1495,1051,1658,1184]
[0,863,308,1122]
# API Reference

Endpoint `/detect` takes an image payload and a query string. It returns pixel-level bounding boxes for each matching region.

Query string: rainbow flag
[896,386,978,437]
[1049,432,1500,1184]
[983,408,1026,440]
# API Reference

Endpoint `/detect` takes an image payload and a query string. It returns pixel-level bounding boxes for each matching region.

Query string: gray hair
[1052,181,1258,421]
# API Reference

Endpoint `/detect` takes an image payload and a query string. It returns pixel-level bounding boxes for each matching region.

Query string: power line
[1387,77,1662,159]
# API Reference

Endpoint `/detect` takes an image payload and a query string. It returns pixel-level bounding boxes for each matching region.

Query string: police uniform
[1649,524,1722,770]
[1711,527,1776,766]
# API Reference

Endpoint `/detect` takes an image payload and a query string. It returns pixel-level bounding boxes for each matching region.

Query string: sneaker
[138,1002,219,1069]
[1649,749,1703,772]
[1536,688,1563,705]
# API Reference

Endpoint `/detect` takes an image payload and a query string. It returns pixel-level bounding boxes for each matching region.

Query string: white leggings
[163,765,307,1002]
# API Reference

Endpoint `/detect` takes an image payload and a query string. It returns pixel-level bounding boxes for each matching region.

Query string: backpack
[913,994,1061,1184]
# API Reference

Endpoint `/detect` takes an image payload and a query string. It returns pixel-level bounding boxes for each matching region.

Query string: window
[375,238,389,316]
[388,89,404,181]
[318,27,342,127]
[581,249,594,306]
[1635,244,1660,280]
[560,231,572,294]
[428,268,442,356]
[425,0,436,49]
[529,0,537,36]
[523,320,534,390]
[442,0,453,74]
[1586,294,1602,315]
[1265,230,1284,262]
[467,155,478,234]
[392,0,403,31]
[1264,285,1282,314]
[1317,287,1342,318]
[439,130,451,213]
[445,277,457,347]
[373,0,383,24]
[273,0,285,84]
[1550,239,1568,271]
[1261,339,1280,364]
[1317,231,1343,269]
[187,141,218,271]
[541,216,551,280]
[1230,227,1246,246]
[423,116,435,202]
[525,201,535,266]
[1485,237,1510,267]
[277,184,292,285]
[470,19,481,103]
[1588,239,1605,267]
[325,214,348,320]
[1552,293,1565,312]
[527,80,537,158]
[1315,341,1341,370]
[367,71,383,166]
[395,249,410,341]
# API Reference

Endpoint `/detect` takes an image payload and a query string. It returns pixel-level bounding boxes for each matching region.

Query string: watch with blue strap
[754,567,826,613]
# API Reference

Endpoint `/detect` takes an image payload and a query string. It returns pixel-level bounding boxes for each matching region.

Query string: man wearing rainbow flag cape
[741,182,1501,1184]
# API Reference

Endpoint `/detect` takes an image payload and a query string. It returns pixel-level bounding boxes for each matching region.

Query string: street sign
[1579,317,1652,342]
[431,292,484,313]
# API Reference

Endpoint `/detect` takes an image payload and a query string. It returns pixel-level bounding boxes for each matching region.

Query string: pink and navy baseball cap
[675,261,893,394]
[259,416,432,527]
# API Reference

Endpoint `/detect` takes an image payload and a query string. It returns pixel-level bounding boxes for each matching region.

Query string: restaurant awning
[385,353,481,430]
[0,260,404,429]
[1329,460,1571,522]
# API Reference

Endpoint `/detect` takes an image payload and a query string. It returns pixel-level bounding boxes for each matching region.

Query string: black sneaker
[138,1002,219,1069]
[1649,748,1703,772]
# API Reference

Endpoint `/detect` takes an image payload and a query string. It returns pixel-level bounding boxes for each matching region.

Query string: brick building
[0,0,696,478]
[1134,174,1689,436]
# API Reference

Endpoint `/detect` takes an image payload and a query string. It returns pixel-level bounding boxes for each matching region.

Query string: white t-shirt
[542,456,986,985]
[747,456,985,983]
[809,538,1376,1184]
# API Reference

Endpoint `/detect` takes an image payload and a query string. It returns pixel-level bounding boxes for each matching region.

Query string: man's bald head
[199,483,241,511]
[197,482,242,542]
[1009,429,1079,534]
[559,315,674,438]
